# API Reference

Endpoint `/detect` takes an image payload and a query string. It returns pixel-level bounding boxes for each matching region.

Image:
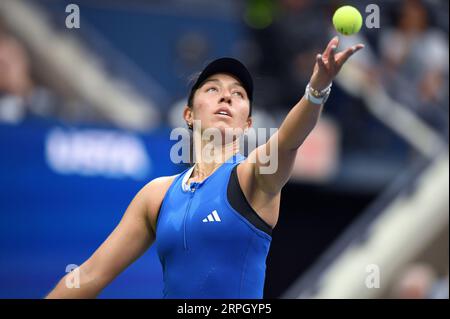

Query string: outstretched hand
[309,36,365,91]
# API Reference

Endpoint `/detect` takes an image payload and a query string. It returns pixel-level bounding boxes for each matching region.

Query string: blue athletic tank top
[155,153,272,298]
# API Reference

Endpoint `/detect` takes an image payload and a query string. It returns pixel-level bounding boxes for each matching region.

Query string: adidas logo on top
[203,210,221,223]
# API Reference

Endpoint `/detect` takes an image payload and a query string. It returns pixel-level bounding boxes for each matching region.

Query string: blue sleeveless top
[155,153,272,298]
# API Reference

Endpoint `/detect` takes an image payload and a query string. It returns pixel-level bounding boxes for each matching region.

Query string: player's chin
[211,118,232,129]
[205,121,235,137]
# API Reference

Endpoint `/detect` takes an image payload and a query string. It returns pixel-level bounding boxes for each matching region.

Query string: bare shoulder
[143,175,178,192]
[141,174,179,233]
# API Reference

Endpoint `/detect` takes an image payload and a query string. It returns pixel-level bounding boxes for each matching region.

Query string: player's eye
[206,87,218,93]
[232,91,244,98]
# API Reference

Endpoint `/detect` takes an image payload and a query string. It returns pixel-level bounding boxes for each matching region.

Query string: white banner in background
[45,128,151,180]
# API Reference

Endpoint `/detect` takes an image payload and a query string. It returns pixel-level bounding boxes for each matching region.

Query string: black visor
[188,57,254,113]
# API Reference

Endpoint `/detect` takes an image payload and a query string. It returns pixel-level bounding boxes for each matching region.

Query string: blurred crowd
[1,0,447,135]
[391,262,449,299]
[248,0,448,138]
[379,0,448,134]
[0,19,59,123]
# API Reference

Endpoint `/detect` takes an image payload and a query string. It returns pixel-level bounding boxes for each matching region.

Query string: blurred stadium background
[0,0,448,299]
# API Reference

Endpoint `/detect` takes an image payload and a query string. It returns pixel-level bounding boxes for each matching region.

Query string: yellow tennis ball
[332,6,363,36]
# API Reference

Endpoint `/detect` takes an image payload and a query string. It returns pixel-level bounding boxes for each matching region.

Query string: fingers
[323,36,339,59]
[317,38,364,76]
[336,44,365,68]
[316,53,326,71]
[328,44,338,70]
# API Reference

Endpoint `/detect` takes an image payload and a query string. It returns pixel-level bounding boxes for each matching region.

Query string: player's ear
[183,106,193,128]
[245,116,252,132]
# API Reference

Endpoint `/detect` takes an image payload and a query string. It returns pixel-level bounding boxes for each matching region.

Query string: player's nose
[219,92,232,104]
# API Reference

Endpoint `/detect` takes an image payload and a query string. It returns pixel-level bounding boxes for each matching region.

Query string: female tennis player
[46,36,363,298]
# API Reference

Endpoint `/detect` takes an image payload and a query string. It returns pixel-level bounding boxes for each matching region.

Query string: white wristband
[305,83,332,105]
